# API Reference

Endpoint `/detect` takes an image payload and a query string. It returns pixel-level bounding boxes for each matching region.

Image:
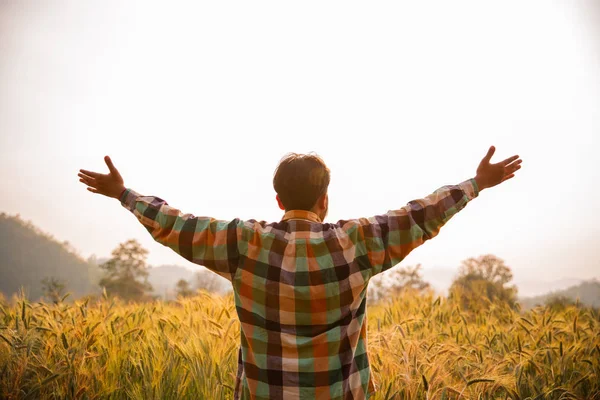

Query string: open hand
[475,146,522,191]
[78,156,126,199]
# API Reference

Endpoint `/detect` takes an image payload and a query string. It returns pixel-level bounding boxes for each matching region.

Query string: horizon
[1,2,599,289]
[3,210,596,299]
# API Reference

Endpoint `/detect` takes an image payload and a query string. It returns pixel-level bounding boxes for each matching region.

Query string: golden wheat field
[0,291,598,400]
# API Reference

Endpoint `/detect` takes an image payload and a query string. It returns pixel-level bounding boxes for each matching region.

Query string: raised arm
[359,146,522,275]
[78,157,241,282]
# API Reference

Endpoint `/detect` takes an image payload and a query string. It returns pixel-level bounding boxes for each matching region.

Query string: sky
[1,1,599,291]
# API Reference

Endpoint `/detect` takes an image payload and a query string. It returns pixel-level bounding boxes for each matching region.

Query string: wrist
[474,176,487,192]
[115,186,127,200]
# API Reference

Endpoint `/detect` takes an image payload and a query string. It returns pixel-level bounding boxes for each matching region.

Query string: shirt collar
[281,210,322,223]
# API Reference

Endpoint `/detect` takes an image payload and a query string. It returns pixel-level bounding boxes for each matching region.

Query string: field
[0,291,599,399]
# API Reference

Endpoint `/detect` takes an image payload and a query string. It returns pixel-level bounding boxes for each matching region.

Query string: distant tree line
[36,240,599,309]
[3,213,598,307]
[369,254,519,311]
[175,270,225,298]
[41,238,228,302]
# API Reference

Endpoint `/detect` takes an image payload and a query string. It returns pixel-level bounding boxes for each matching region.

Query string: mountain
[0,213,101,300]
[19,236,230,302]
[518,279,600,310]
[515,277,586,297]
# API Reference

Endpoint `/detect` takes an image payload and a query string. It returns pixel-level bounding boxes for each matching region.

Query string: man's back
[119,179,479,399]
[234,212,373,399]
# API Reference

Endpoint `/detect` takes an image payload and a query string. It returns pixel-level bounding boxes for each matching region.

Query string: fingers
[80,177,100,194]
[78,173,96,186]
[79,179,98,191]
[79,169,103,179]
[501,173,515,183]
[78,172,100,187]
[501,161,522,183]
[505,159,522,173]
[500,155,520,166]
[482,146,495,163]
[505,158,522,167]
[104,156,122,179]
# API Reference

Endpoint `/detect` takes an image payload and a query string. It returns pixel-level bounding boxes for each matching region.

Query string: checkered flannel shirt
[120,178,479,399]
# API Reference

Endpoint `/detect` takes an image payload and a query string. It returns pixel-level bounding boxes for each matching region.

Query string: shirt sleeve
[119,189,241,282]
[356,178,479,276]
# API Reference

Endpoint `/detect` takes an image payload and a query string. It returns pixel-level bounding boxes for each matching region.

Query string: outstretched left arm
[78,157,241,282]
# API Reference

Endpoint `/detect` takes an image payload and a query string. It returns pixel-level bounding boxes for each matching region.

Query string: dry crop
[0,291,598,399]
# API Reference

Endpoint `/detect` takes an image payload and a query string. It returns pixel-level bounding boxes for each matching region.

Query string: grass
[0,290,598,399]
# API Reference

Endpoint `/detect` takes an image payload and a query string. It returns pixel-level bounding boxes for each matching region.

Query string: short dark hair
[273,153,330,211]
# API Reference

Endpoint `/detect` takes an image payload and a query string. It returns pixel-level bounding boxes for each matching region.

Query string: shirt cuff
[459,178,480,201]
[119,188,142,212]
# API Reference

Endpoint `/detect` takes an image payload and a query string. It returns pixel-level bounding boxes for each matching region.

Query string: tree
[99,239,153,302]
[41,277,66,304]
[369,264,430,302]
[449,254,518,310]
[193,269,226,294]
[175,279,194,298]
[545,295,577,312]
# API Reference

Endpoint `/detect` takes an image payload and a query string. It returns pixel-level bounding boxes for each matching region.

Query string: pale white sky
[1,1,599,285]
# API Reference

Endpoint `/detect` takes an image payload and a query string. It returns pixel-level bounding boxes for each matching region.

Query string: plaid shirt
[120,178,479,399]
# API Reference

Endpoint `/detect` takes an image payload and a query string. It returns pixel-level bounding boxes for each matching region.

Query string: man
[78,146,522,399]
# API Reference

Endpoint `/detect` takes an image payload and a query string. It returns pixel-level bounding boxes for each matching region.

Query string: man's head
[273,153,330,221]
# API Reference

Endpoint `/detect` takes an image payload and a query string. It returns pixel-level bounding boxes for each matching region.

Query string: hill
[0,213,101,300]
[518,279,600,309]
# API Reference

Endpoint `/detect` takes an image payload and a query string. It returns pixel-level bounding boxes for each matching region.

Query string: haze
[1,1,598,292]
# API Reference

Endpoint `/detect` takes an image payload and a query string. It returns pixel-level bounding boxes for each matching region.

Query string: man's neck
[281,210,322,223]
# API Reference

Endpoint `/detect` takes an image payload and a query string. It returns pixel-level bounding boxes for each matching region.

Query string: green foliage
[193,269,227,294]
[449,254,518,311]
[0,213,100,300]
[175,279,194,298]
[41,277,66,304]
[544,295,577,312]
[369,264,430,302]
[99,239,153,302]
